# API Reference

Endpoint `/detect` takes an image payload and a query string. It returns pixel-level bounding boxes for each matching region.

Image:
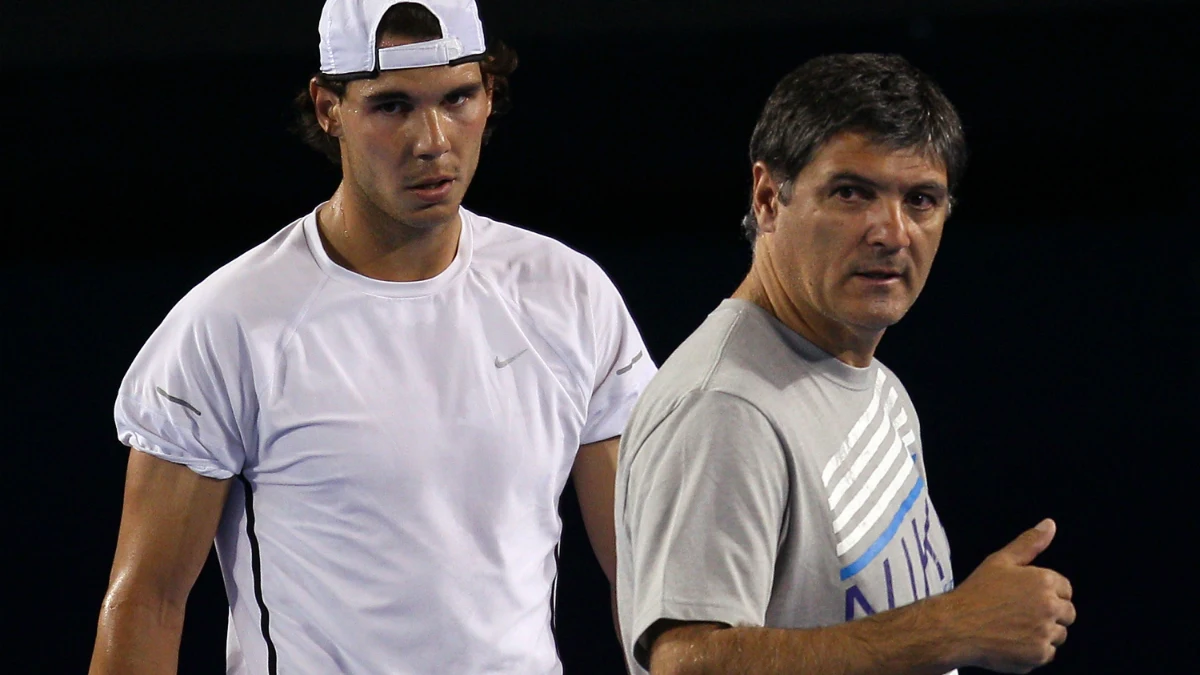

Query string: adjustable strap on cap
[377,37,465,70]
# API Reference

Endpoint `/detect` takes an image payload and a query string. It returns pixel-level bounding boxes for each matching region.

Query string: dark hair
[741,53,967,244]
[292,2,518,165]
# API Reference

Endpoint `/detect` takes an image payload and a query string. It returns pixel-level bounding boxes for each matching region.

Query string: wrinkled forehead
[806,131,949,184]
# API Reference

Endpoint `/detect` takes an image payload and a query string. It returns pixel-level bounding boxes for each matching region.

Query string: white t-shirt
[114,206,656,674]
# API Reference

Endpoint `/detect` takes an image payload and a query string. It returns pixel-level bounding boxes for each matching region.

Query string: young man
[88,1,655,673]
[615,54,1075,675]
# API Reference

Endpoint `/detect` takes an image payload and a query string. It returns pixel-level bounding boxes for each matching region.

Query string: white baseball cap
[318,0,487,78]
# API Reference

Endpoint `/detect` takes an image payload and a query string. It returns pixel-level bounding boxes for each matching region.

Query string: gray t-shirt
[616,299,955,673]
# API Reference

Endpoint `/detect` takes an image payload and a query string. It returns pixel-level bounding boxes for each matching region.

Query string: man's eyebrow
[446,82,485,98]
[908,180,949,196]
[363,89,416,105]
[825,171,947,195]
[825,171,884,190]
[362,82,484,105]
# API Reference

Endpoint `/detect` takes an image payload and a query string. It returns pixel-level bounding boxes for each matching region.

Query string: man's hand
[937,519,1076,673]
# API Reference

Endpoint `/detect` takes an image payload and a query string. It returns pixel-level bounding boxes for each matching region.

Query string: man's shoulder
[631,303,779,417]
[466,208,605,283]
[873,359,904,384]
[871,359,918,407]
[161,214,322,332]
[670,300,806,389]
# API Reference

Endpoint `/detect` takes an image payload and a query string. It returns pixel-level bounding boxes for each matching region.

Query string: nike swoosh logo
[494,349,529,369]
[616,350,644,375]
[156,386,202,416]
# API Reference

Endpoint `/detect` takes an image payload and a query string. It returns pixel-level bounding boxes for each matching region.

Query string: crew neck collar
[304,206,473,298]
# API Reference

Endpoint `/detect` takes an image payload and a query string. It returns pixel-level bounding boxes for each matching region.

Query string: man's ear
[751,162,783,235]
[311,78,343,138]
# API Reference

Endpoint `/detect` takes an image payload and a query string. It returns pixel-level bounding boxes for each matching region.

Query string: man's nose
[412,108,451,159]
[865,200,912,250]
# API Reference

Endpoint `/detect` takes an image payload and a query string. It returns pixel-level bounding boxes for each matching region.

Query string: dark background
[5,0,1197,673]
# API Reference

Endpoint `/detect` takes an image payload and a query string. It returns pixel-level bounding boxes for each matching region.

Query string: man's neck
[317,185,462,283]
[731,254,882,369]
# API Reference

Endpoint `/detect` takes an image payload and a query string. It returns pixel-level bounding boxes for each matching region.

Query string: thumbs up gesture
[938,519,1076,673]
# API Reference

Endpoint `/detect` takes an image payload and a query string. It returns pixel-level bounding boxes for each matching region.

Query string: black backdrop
[5,1,1197,673]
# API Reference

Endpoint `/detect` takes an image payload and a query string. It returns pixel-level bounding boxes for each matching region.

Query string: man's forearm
[648,522,1072,674]
[89,593,186,675]
[651,594,963,675]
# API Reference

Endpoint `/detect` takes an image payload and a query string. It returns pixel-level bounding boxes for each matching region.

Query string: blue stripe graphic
[839,476,926,580]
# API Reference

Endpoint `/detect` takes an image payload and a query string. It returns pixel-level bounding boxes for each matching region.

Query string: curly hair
[292,2,518,165]
[741,53,967,245]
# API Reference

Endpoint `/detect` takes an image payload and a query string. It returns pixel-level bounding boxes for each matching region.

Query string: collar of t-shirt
[303,205,474,299]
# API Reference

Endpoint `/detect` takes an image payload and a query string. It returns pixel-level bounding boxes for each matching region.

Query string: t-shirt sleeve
[579,262,656,445]
[623,390,788,668]
[113,297,256,479]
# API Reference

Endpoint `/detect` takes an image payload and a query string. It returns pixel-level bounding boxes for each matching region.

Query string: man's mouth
[852,268,907,285]
[406,176,455,203]
[408,176,454,190]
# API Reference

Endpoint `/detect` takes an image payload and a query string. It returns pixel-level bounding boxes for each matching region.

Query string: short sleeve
[579,263,656,445]
[622,390,788,667]
[114,295,257,479]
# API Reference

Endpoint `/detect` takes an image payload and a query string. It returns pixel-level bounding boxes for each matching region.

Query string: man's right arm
[89,448,232,675]
[647,520,1076,675]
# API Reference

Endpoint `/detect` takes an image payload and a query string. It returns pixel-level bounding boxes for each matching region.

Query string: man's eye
[445,93,471,107]
[833,186,865,200]
[377,102,411,114]
[907,193,938,209]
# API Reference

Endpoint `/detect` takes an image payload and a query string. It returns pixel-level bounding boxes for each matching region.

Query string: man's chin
[844,303,912,333]
[398,200,462,230]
